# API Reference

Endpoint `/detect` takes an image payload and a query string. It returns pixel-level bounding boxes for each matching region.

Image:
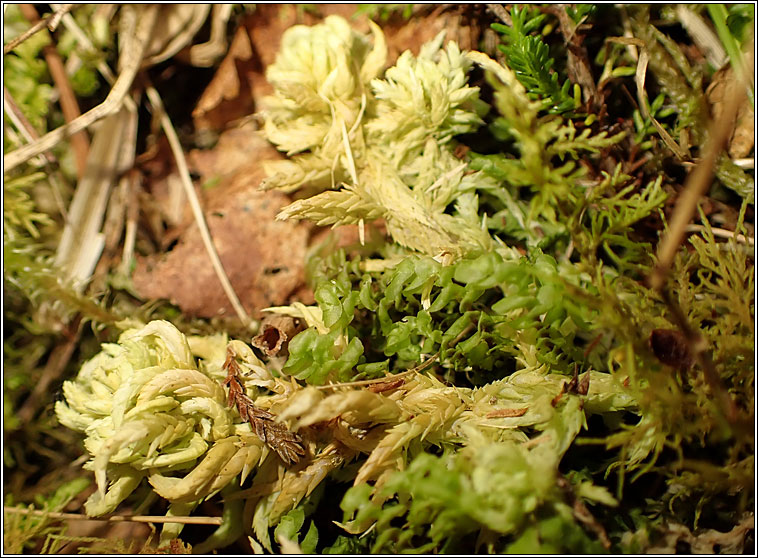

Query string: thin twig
[657,289,737,425]
[119,171,140,276]
[17,317,82,423]
[3,5,157,173]
[542,4,597,104]
[486,4,512,26]
[2,87,51,157]
[649,52,750,289]
[54,5,140,121]
[733,158,754,170]
[635,46,689,160]
[46,3,73,31]
[556,473,612,550]
[3,86,69,220]
[3,4,73,54]
[19,4,89,178]
[56,9,117,84]
[145,84,253,328]
[314,354,440,390]
[3,506,223,526]
[684,224,754,246]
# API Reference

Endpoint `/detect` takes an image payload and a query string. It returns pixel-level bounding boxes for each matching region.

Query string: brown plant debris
[131,134,310,319]
[706,64,755,159]
[222,346,305,465]
[486,407,529,419]
[367,378,406,394]
[648,328,694,369]
[251,313,306,357]
[552,367,590,406]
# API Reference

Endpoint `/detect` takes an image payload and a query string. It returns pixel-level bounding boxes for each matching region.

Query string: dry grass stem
[3,5,157,173]
[486,4,512,26]
[3,4,72,54]
[2,86,69,219]
[675,5,726,69]
[650,62,751,290]
[145,84,253,328]
[3,506,223,526]
[18,4,90,178]
[685,224,754,246]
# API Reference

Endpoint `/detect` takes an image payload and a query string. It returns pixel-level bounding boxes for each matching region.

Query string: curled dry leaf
[381,5,485,63]
[646,515,754,554]
[192,21,262,134]
[192,5,486,134]
[192,4,351,133]
[251,313,306,357]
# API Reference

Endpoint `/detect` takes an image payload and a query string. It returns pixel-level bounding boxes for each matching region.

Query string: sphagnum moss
[52,10,754,554]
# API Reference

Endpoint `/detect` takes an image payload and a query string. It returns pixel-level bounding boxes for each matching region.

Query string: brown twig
[542,4,598,105]
[2,87,54,165]
[18,4,90,178]
[556,474,612,550]
[649,53,750,290]
[17,316,82,423]
[3,86,69,220]
[486,4,512,26]
[3,506,223,526]
[657,289,737,425]
[3,4,73,54]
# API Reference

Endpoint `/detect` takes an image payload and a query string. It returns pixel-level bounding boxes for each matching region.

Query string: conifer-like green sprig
[492,5,580,114]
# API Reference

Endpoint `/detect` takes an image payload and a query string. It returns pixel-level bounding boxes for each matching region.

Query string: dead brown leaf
[191,22,260,133]
[141,5,483,319]
[381,5,485,63]
[187,122,273,183]
[132,134,310,319]
[144,5,210,67]
[647,515,754,554]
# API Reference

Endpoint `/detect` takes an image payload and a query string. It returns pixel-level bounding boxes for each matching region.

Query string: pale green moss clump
[55,321,272,518]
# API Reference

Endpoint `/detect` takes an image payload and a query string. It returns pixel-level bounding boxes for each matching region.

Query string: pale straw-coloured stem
[3,506,222,526]
[144,85,253,328]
